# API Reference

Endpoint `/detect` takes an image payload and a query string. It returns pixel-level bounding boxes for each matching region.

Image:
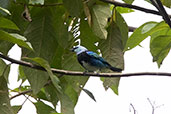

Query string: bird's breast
[81,61,98,72]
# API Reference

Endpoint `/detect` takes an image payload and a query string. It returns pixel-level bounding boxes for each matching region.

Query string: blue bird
[71,45,122,72]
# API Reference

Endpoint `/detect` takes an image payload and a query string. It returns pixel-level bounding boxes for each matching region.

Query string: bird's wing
[86,51,108,64]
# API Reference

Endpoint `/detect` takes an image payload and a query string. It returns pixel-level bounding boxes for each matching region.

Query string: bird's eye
[73,47,78,50]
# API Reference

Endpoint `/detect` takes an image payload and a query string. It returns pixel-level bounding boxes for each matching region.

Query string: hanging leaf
[91,4,111,39]
[82,88,96,102]
[0,77,14,114]
[63,0,83,17]
[0,17,19,30]
[125,21,169,51]
[25,57,62,93]
[0,30,33,51]
[34,101,57,114]
[150,35,171,67]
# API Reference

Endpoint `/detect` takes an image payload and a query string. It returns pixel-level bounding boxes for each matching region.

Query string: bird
[71,45,122,72]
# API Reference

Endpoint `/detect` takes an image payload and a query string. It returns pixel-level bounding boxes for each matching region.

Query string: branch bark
[100,0,171,18]
[1,53,171,78]
[150,0,171,28]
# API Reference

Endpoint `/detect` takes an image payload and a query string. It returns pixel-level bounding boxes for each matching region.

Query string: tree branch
[100,0,171,18]
[1,53,171,78]
[150,0,171,28]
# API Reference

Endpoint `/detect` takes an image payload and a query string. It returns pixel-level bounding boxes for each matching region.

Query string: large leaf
[0,17,19,30]
[125,21,169,51]
[22,7,61,94]
[0,30,33,50]
[34,101,57,114]
[22,66,49,94]
[91,4,111,39]
[0,76,14,114]
[28,57,62,93]
[63,0,83,17]
[115,9,128,48]
[150,35,171,67]
[45,83,59,107]
[99,21,124,94]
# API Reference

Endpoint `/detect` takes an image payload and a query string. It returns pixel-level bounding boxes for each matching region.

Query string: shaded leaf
[99,21,124,94]
[150,35,171,67]
[63,0,83,17]
[34,101,57,114]
[45,83,59,107]
[0,30,33,50]
[91,4,111,39]
[0,41,13,55]
[22,65,49,94]
[0,76,14,114]
[28,57,62,93]
[0,17,19,30]
[0,59,10,82]
[59,93,75,114]
[12,105,22,114]
[80,17,99,52]
[82,88,96,102]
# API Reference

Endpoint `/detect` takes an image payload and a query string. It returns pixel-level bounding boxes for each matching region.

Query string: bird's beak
[70,48,74,52]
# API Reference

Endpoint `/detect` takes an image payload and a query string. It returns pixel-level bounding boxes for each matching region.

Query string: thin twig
[130,103,137,114]
[100,0,171,18]
[10,89,32,100]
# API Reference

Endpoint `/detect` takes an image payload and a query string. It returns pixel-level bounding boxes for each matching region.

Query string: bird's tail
[109,66,122,72]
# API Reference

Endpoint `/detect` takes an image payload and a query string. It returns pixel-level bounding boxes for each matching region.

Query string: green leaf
[0,6,11,15]
[101,77,120,95]
[45,83,59,107]
[80,17,99,52]
[91,4,111,39]
[0,17,19,30]
[0,41,13,55]
[0,30,33,51]
[116,7,134,14]
[29,0,44,5]
[125,21,169,51]
[63,0,83,17]
[28,57,62,93]
[34,101,57,114]
[0,59,10,82]
[0,76,14,114]
[114,9,128,48]
[150,35,171,67]
[59,93,75,114]
[12,105,22,114]
[82,88,96,102]
[99,21,124,94]
[122,0,134,4]
[161,0,171,8]
[22,65,49,94]
[23,7,59,62]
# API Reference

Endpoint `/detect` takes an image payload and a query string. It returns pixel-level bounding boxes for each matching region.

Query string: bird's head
[71,45,88,55]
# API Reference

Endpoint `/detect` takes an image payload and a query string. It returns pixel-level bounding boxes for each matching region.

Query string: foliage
[0,0,170,114]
